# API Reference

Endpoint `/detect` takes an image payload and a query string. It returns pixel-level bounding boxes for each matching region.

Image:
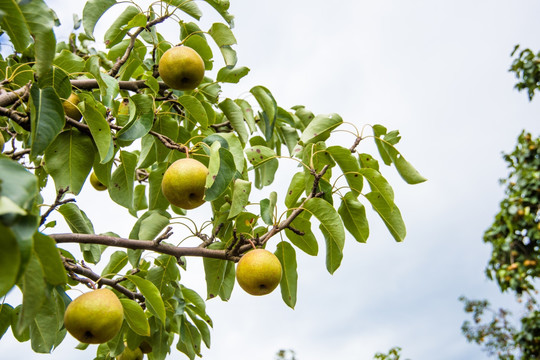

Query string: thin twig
[40,188,76,226]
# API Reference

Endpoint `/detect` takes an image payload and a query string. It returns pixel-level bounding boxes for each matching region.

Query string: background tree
[461,46,540,359]
[0,0,424,359]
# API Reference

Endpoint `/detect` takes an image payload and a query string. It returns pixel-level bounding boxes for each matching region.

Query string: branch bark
[51,233,240,261]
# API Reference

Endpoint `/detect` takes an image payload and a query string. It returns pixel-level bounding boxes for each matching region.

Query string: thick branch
[51,233,239,261]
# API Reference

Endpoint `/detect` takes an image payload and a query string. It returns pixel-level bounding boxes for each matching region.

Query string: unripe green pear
[63,288,123,344]
[63,93,82,120]
[89,172,107,191]
[117,345,144,360]
[158,46,205,91]
[161,158,208,209]
[236,249,282,296]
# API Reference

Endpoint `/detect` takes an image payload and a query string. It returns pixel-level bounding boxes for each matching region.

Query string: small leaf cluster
[510,45,540,100]
[0,0,424,359]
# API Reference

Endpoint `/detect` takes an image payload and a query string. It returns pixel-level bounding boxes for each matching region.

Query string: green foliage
[484,132,540,294]
[373,346,409,360]
[0,0,424,358]
[510,45,540,100]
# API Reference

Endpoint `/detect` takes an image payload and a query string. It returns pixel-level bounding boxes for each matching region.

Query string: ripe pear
[158,46,205,91]
[64,288,124,344]
[161,158,208,209]
[89,172,107,191]
[117,345,144,360]
[63,93,82,121]
[236,249,282,296]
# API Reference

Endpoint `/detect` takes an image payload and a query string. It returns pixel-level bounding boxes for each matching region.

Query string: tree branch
[51,233,240,262]
[62,256,145,303]
[40,187,75,226]
[109,14,170,78]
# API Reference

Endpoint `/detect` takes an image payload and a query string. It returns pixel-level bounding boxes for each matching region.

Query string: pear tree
[0,0,426,359]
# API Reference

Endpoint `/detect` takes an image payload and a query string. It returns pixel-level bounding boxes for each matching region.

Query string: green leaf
[30,292,64,353]
[101,250,128,279]
[372,125,391,165]
[275,242,297,309]
[0,157,38,212]
[57,203,94,234]
[297,113,343,147]
[303,198,345,274]
[164,0,202,20]
[126,276,166,324]
[284,216,318,256]
[285,172,306,208]
[53,50,85,74]
[219,98,248,145]
[235,99,256,133]
[37,67,70,99]
[43,129,95,195]
[338,192,369,243]
[19,0,56,78]
[260,191,277,225]
[30,86,65,158]
[358,153,379,170]
[228,179,251,219]
[177,316,201,359]
[82,0,117,39]
[120,298,150,337]
[208,22,236,47]
[191,317,211,349]
[33,232,67,285]
[79,102,112,163]
[245,145,279,188]
[103,6,140,48]
[358,168,394,209]
[0,0,31,52]
[109,151,137,210]
[203,0,234,25]
[205,144,236,202]
[116,94,154,141]
[130,210,171,240]
[0,224,20,298]
[384,145,427,184]
[177,95,208,130]
[148,163,170,211]
[250,86,277,137]
[17,254,46,334]
[327,145,363,195]
[365,192,406,242]
[203,242,233,300]
[216,66,250,83]
[0,304,13,340]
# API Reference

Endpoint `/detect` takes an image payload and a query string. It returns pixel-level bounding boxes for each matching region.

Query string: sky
[3,0,540,359]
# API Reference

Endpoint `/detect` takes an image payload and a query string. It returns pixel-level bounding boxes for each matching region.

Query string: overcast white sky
[3,1,540,359]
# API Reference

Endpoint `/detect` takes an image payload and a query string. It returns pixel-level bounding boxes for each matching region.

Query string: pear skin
[161,158,208,209]
[236,249,282,296]
[64,288,124,344]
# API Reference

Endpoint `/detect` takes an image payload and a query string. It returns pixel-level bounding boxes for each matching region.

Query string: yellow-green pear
[89,172,107,191]
[63,93,82,121]
[158,46,205,91]
[236,249,282,296]
[117,345,144,360]
[64,288,123,344]
[161,158,208,209]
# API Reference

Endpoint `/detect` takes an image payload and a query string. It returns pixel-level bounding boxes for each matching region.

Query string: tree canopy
[0,0,424,359]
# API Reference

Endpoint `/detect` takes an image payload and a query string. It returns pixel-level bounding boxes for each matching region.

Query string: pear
[161,158,208,209]
[89,172,107,191]
[236,249,282,296]
[63,93,82,121]
[117,345,144,360]
[64,288,124,344]
[158,46,205,91]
